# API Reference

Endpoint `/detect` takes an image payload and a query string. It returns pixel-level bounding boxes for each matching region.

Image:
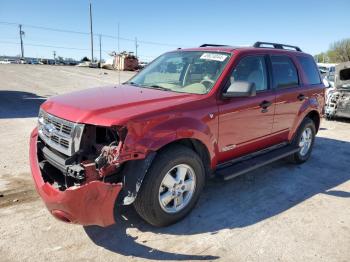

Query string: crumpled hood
[41,84,199,126]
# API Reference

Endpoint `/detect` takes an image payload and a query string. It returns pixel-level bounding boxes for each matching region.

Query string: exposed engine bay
[37,122,126,191]
[325,62,350,119]
[326,89,350,119]
[36,109,132,189]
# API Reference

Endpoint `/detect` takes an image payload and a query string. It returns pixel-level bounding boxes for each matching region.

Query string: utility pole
[89,2,94,63]
[117,23,120,84]
[99,34,102,68]
[135,37,139,58]
[19,24,24,59]
[53,51,56,64]
[117,23,120,53]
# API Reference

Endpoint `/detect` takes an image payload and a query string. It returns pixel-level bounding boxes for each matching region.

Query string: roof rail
[253,41,302,52]
[199,44,228,47]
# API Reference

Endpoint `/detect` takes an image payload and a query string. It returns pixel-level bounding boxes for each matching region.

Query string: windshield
[126,51,231,94]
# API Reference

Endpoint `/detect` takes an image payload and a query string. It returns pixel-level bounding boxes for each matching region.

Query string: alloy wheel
[158,164,196,213]
[299,127,313,156]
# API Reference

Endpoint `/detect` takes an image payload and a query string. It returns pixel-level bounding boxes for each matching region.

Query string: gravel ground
[0,64,349,262]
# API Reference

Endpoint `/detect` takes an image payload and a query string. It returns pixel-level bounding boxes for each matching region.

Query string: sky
[0,0,349,62]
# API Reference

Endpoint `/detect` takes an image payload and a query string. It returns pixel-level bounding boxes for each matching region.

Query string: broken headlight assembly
[37,110,127,191]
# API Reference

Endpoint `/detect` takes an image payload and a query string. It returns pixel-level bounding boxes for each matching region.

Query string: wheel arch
[118,136,214,206]
[157,138,213,177]
[289,109,321,142]
[305,110,321,133]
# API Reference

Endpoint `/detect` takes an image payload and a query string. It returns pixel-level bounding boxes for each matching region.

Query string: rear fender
[288,97,321,141]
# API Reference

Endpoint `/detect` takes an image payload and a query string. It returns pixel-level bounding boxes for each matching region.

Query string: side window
[230,56,268,91]
[271,56,299,88]
[297,56,321,85]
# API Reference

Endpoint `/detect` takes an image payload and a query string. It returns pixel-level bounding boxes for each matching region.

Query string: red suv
[29,42,325,227]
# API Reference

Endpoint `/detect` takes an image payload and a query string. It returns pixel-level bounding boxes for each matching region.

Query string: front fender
[123,116,218,168]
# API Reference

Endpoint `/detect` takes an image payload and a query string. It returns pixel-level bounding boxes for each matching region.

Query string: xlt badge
[222,144,236,152]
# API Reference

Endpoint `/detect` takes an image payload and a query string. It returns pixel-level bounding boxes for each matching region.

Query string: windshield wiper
[124,81,141,87]
[143,85,170,91]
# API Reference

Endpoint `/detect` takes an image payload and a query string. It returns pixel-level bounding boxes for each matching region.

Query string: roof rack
[253,41,302,52]
[199,44,229,47]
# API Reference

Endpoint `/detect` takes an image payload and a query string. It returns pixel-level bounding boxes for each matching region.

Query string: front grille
[60,138,69,148]
[49,134,69,149]
[38,110,84,156]
[51,134,59,143]
[43,114,73,135]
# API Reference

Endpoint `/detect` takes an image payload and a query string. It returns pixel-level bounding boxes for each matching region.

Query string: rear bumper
[29,128,122,227]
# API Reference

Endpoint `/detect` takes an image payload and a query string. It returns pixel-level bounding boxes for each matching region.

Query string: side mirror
[323,78,331,88]
[222,81,256,98]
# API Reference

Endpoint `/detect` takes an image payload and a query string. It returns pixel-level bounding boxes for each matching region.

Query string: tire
[287,117,316,164]
[133,144,205,227]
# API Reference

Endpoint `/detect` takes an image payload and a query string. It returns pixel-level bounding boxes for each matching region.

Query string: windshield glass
[127,51,231,94]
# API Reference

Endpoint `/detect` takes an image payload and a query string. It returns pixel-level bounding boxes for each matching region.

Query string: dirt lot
[0,64,349,262]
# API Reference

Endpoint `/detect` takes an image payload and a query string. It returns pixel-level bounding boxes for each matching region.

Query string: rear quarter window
[297,56,321,85]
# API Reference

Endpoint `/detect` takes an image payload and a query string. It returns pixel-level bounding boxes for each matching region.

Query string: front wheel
[134,145,205,227]
[288,118,316,164]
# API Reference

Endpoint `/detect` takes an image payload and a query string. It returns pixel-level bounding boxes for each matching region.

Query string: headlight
[38,108,45,126]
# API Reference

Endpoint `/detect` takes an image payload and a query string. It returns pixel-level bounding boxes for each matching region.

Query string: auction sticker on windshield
[200,53,228,62]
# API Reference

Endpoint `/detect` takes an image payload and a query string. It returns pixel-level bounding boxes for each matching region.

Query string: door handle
[297,94,306,101]
[259,100,272,113]
[259,100,272,109]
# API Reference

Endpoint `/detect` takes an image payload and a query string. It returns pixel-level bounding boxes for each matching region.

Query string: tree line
[314,38,350,63]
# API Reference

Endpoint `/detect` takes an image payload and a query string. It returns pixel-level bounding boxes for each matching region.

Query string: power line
[0,21,89,35]
[0,40,90,51]
[0,21,185,47]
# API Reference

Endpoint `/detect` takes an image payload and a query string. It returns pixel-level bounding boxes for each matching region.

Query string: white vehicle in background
[325,61,350,119]
[318,63,337,104]
[138,61,148,69]
[0,59,15,64]
[317,63,336,77]
[102,58,114,70]
[76,61,91,67]
[324,76,336,104]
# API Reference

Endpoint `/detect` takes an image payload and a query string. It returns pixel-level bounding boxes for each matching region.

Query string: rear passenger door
[270,55,303,139]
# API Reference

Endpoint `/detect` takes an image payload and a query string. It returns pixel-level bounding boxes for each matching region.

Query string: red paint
[31,46,324,226]
[29,128,122,227]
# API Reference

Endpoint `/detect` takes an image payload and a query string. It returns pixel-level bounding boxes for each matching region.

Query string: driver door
[217,55,276,163]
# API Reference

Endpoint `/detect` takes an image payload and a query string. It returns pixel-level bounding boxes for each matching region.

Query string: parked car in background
[323,71,336,104]
[76,61,91,67]
[27,59,39,65]
[30,42,325,227]
[317,63,336,78]
[0,58,16,64]
[325,61,350,119]
[19,59,27,64]
[138,61,148,69]
[66,60,79,66]
[0,59,11,64]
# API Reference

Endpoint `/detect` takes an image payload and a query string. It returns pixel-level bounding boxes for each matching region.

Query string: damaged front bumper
[29,128,122,227]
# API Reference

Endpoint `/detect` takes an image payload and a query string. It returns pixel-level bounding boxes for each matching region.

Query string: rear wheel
[288,118,316,164]
[134,145,205,227]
